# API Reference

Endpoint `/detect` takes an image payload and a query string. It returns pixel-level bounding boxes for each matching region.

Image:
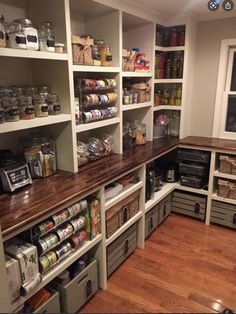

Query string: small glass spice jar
[2,96,20,122]
[19,95,35,119]
[47,93,61,115]
[100,46,112,67]
[33,95,48,117]
[154,91,161,106]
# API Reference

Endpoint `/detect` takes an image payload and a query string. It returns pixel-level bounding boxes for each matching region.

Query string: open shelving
[0,48,69,61]
[213,170,236,181]
[155,46,185,52]
[73,65,120,73]
[212,193,236,206]
[123,102,152,111]
[153,105,181,111]
[76,117,120,133]
[155,79,183,84]
[122,72,153,78]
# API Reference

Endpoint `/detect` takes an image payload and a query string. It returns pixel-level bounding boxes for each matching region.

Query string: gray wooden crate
[172,191,206,220]
[33,291,60,313]
[211,200,236,230]
[107,223,137,277]
[53,260,98,313]
[159,194,172,224]
[145,204,159,239]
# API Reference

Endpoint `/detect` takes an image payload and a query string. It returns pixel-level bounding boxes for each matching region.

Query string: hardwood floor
[81,214,236,313]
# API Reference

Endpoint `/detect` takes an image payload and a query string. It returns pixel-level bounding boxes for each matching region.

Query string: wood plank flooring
[81,214,236,313]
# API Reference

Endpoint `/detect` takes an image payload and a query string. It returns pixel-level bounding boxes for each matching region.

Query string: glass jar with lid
[25,86,38,97]
[87,137,103,161]
[134,120,146,145]
[0,14,6,47]
[22,136,56,178]
[47,93,61,115]
[93,45,101,66]
[100,46,112,67]
[2,96,20,122]
[19,95,35,119]
[8,21,26,49]
[77,141,89,167]
[38,85,51,97]
[0,104,4,123]
[14,19,39,50]
[101,134,114,157]
[33,95,48,117]
[38,21,55,52]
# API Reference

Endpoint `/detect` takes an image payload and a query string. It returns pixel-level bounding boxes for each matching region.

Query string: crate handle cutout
[163,205,166,217]
[123,207,129,223]
[149,216,154,231]
[194,202,200,214]
[233,213,236,224]
[124,239,129,254]
[85,279,92,298]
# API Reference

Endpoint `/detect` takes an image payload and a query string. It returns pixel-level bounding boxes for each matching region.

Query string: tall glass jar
[38,85,51,98]
[134,120,146,145]
[169,111,180,137]
[19,96,35,119]
[14,19,39,50]
[47,93,61,115]
[2,96,20,122]
[0,104,4,123]
[8,21,26,49]
[93,45,101,66]
[33,95,48,117]
[0,14,6,47]
[38,22,55,52]
[100,46,112,66]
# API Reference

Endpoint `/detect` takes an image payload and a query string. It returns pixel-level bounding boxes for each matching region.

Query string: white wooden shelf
[0,48,68,61]
[76,117,120,133]
[155,45,185,52]
[122,102,152,111]
[105,211,143,247]
[0,114,72,134]
[72,65,120,73]
[11,235,102,311]
[105,181,143,211]
[212,193,236,205]
[175,183,209,196]
[122,71,153,77]
[153,105,182,111]
[214,170,236,181]
[145,182,176,213]
[154,79,183,84]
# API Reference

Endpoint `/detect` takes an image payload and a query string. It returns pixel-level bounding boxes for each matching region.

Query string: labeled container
[100,46,112,66]
[0,14,6,47]
[8,21,26,49]
[47,93,61,115]
[33,95,48,117]
[2,96,20,122]
[18,96,35,120]
[38,22,55,52]
[14,19,39,50]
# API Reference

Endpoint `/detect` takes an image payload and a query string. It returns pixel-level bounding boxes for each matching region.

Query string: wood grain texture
[0,138,178,238]
[81,215,236,313]
[180,136,236,151]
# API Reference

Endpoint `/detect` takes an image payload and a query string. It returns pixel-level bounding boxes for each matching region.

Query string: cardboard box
[5,255,22,303]
[5,239,39,286]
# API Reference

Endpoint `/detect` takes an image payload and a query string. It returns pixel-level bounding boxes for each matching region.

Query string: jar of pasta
[47,93,61,115]
[19,96,35,119]
[33,95,48,117]
[100,46,112,66]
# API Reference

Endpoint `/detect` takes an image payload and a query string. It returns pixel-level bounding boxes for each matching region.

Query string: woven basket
[220,155,233,174]
[217,179,231,198]
[229,185,236,200]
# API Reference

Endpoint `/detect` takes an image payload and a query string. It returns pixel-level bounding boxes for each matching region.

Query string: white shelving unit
[153,105,182,111]
[212,193,236,205]
[154,79,183,84]
[155,45,185,52]
[76,118,120,133]
[175,183,209,196]
[122,102,152,111]
[122,72,153,77]
[213,170,236,181]
[72,65,120,73]
[0,48,69,60]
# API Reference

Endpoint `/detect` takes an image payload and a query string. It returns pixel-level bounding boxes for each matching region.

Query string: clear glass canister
[0,104,5,123]
[87,137,103,161]
[93,45,101,66]
[47,93,61,115]
[33,95,48,117]
[38,21,55,52]
[101,134,114,157]
[22,136,56,178]
[38,85,51,97]
[134,120,146,145]
[77,141,89,167]
[0,14,6,47]
[8,21,26,49]
[14,19,39,50]
[2,96,20,122]
[100,46,112,66]
[19,95,35,119]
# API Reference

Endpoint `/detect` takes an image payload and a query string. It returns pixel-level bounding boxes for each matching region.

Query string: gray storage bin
[107,223,137,277]
[33,291,60,313]
[172,190,206,220]
[53,260,98,313]
[211,200,236,229]
[159,194,172,224]
[145,205,159,239]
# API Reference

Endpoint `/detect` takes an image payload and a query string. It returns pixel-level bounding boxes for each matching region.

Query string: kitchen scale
[0,150,32,192]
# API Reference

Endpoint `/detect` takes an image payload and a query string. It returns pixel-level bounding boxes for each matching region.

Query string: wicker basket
[220,155,233,174]
[231,160,236,175]
[229,184,236,200]
[217,179,231,198]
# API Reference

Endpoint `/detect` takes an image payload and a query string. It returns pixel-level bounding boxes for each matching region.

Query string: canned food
[70,235,79,248]
[45,251,58,266]
[37,220,54,235]
[70,216,85,232]
[52,210,69,226]
[56,224,73,241]
[55,242,72,259]
[39,255,50,272]
[80,200,88,210]
[39,234,59,254]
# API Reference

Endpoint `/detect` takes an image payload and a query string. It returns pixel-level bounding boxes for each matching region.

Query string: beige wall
[190,17,236,137]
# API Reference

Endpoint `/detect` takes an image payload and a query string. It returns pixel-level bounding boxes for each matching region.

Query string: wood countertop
[1,136,236,239]
[0,137,179,238]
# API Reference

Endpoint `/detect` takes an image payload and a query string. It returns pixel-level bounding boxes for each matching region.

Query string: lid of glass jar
[14,19,33,27]
[38,85,51,95]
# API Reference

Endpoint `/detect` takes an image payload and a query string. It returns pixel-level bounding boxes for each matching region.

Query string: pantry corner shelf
[153,105,182,111]
[212,193,236,205]
[122,71,153,78]
[155,45,185,52]
[145,182,176,213]
[213,170,236,181]
[76,117,120,133]
[154,79,183,84]
[72,65,120,73]
[0,48,69,61]
[0,114,72,134]
[105,211,143,247]
[105,181,143,211]
[11,234,102,312]
[122,102,152,111]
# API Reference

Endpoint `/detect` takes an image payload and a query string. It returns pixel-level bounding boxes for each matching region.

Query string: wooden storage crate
[106,190,140,238]
[33,291,60,314]
[145,205,159,239]
[52,260,98,313]
[107,223,137,277]
[217,179,231,198]
[159,194,172,224]
[211,200,236,230]
[172,191,206,220]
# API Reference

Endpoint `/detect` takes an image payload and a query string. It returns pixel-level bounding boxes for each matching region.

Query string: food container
[0,105,5,123]
[134,120,146,145]
[18,96,35,119]
[2,96,20,122]
[47,93,61,115]
[33,95,48,117]
[218,179,231,198]
[8,21,26,49]
[93,45,101,66]
[77,141,89,167]
[0,14,6,47]
[100,46,112,66]
[55,43,64,53]
[38,22,55,52]
[72,35,93,65]
[14,19,39,51]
